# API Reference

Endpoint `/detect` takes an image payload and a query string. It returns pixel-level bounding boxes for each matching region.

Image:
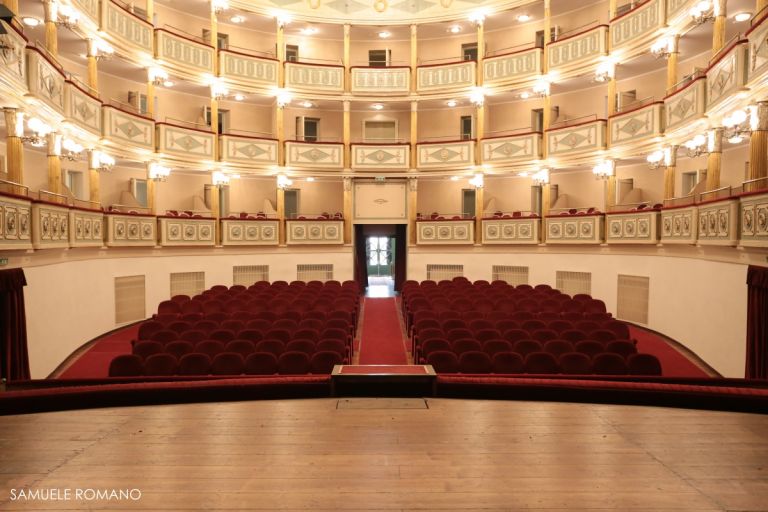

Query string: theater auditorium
[0,0,767,508]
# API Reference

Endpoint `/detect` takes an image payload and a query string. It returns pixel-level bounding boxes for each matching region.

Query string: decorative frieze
[661,206,698,244]
[105,213,157,247]
[481,132,542,165]
[483,48,543,86]
[697,198,739,246]
[70,208,105,248]
[31,202,70,249]
[155,29,215,77]
[351,144,410,170]
[65,82,102,136]
[102,0,154,55]
[546,120,607,157]
[220,135,279,166]
[664,78,707,133]
[545,214,605,244]
[0,21,27,91]
[747,15,768,86]
[219,51,279,89]
[159,217,216,246]
[706,42,749,111]
[610,0,665,52]
[221,219,279,246]
[0,194,32,250]
[416,140,475,169]
[102,105,155,152]
[482,218,540,245]
[739,192,768,247]
[350,67,410,95]
[417,61,476,93]
[26,48,66,115]
[286,220,344,245]
[285,141,344,169]
[605,210,660,244]
[609,102,664,147]
[157,123,215,160]
[284,62,344,93]
[416,220,475,245]
[547,26,608,76]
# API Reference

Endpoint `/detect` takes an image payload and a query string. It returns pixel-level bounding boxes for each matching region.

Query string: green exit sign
[0,258,8,266]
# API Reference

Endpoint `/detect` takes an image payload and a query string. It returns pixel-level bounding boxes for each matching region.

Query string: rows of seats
[109,350,343,377]
[426,350,662,375]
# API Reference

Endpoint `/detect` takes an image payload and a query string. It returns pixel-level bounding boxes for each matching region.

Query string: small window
[368,49,391,67]
[296,117,320,142]
[284,189,299,219]
[286,44,299,62]
[462,189,476,218]
[462,43,478,61]
[460,115,473,140]
[130,178,148,207]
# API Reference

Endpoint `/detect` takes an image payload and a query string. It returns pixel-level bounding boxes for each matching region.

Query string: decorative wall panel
[0,194,32,250]
[706,43,748,110]
[548,26,608,75]
[546,120,607,157]
[482,218,540,244]
[103,0,153,54]
[221,219,279,246]
[159,217,216,246]
[545,215,605,244]
[26,49,65,115]
[102,106,155,151]
[747,17,768,86]
[64,82,102,136]
[31,202,70,249]
[284,62,344,93]
[417,61,476,92]
[417,140,475,169]
[609,102,664,146]
[605,211,660,244]
[351,144,410,170]
[739,192,768,247]
[69,209,105,248]
[157,124,215,160]
[610,0,665,51]
[285,141,343,169]
[483,48,542,86]
[219,51,279,89]
[105,213,157,247]
[697,199,739,246]
[481,133,542,165]
[660,206,698,244]
[417,220,475,245]
[353,181,408,224]
[220,135,279,166]
[155,30,215,76]
[666,0,697,21]
[0,21,27,91]
[70,0,100,24]
[664,78,707,132]
[350,67,410,95]
[286,220,344,245]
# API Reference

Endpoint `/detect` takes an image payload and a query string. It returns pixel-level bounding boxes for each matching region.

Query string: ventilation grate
[170,271,205,298]
[617,274,650,324]
[492,265,529,286]
[115,275,146,324]
[297,264,333,282]
[233,265,269,286]
[426,264,464,282]
[556,271,592,296]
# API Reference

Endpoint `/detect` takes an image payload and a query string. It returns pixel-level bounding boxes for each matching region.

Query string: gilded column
[475,102,484,166]
[410,100,418,169]
[343,177,352,244]
[210,2,220,165]
[705,128,724,190]
[146,0,154,23]
[474,183,484,244]
[210,183,221,244]
[46,133,62,195]
[3,109,24,193]
[146,69,156,118]
[88,150,100,206]
[410,24,417,93]
[86,40,99,92]
[408,178,418,245]
[277,186,286,246]
[476,19,484,86]
[277,19,286,87]
[276,102,285,166]
[748,102,768,191]
[43,0,58,58]
[663,146,678,200]
[343,24,351,92]
[759,0,768,12]
[146,163,156,214]
[343,100,351,169]
[666,35,680,91]
[712,0,727,53]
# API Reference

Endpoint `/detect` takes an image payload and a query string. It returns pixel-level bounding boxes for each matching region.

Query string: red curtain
[746,265,768,379]
[353,224,368,293]
[394,224,407,292]
[0,268,30,381]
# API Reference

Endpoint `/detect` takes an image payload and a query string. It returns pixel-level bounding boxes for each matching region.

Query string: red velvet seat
[177,353,211,376]
[310,351,343,373]
[211,352,245,375]
[132,340,164,360]
[604,320,630,339]
[452,338,482,355]
[108,354,143,377]
[236,329,263,343]
[244,352,279,375]
[194,340,226,358]
[548,320,573,334]
[221,320,245,333]
[255,339,285,356]
[482,339,512,357]
[316,339,347,358]
[521,319,546,332]
[157,300,181,315]
[558,352,593,374]
[459,351,493,374]
[628,353,663,375]
[319,328,348,343]
[474,329,503,343]
[593,353,629,375]
[170,294,190,304]
[167,321,193,335]
[426,351,459,373]
[503,329,530,344]
[143,353,178,376]
[446,328,474,342]
[605,340,637,357]
[512,339,543,357]
[524,352,560,374]
[278,351,312,374]
[293,328,320,342]
[225,339,256,357]
[575,320,601,333]
[574,340,604,358]
[138,320,164,340]
[325,318,351,333]
[421,338,452,359]
[193,320,219,333]
[441,319,467,332]
[273,319,299,333]
[208,329,236,343]
[178,330,207,344]
[495,319,518,333]
[510,311,534,322]
[588,329,616,343]
[246,319,272,332]
[543,339,573,357]
[165,340,194,359]
[149,330,178,344]
[299,318,325,331]
[531,329,559,343]
[286,340,316,354]
[492,352,524,373]
[561,329,588,343]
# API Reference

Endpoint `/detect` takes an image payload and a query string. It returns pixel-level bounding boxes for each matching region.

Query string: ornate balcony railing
[481,215,540,244]
[417,60,476,93]
[416,218,475,245]
[483,47,542,87]
[105,211,157,247]
[608,101,664,147]
[746,11,768,87]
[545,211,605,244]
[0,190,33,250]
[0,20,27,93]
[26,47,66,116]
[156,121,216,161]
[102,0,154,56]
[605,208,661,244]
[155,28,215,79]
[697,195,739,246]
[546,118,607,158]
[661,203,698,245]
[286,219,344,245]
[221,218,279,246]
[219,49,279,90]
[64,80,103,137]
[664,76,707,133]
[706,38,749,112]
[284,62,344,93]
[351,143,410,170]
[70,207,105,248]
[547,25,608,77]
[102,103,156,153]
[481,131,543,165]
[285,141,344,169]
[416,139,475,169]
[31,198,70,249]
[609,0,666,55]
[219,133,279,166]
[350,66,411,95]
[158,215,216,246]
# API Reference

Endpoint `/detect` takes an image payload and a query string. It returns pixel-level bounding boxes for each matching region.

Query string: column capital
[753,101,768,131]
[708,127,724,153]
[343,100,351,112]
[408,177,418,191]
[3,109,24,137]
[46,133,61,157]
[410,100,418,112]
[343,176,353,191]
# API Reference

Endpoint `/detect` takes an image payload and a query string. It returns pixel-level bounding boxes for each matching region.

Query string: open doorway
[354,224,406,297]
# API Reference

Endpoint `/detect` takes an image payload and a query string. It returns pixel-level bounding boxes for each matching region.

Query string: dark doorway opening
[354,224,407,296]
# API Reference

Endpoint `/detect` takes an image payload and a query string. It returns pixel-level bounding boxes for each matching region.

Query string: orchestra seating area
[403,278,662,376]
[108,280,359,377]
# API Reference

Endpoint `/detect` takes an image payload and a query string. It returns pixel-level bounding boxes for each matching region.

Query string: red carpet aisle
[357,298,409,365]
[56,324,138,379]
[629,325,712,377]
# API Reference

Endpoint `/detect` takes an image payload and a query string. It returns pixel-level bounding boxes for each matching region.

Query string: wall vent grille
[170,271,205,298]
[491,265,529,286]
[556,271,592,296]
[115,275,146,325]
[297,264,333,282]
[426,264,464,281]
[617,274,650,324]
[233,265,269,286]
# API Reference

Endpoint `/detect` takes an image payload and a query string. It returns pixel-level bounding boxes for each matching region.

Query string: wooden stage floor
[1,398,767,510]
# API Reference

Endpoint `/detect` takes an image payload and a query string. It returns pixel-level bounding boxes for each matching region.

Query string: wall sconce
[91,151,115,172]
[722,106,755,144]
[212,171,231,186]
[592,159,615,180]
[593,59,616,83]
[56,4,80,29]
[148,67,172,87]
[23,117,52,147]
[89,39,114,60]
[210,80,229,100]
[690,0,714,25]
[650,37,675,59]
[532,168,549,185]
[61,138,84,161]
[533,78,550,97]
[468,9,487,26]
[683,133,709,157]
[277,173,293,189]
[212,0,229,14]
[275,12,292,28]
[275,88,292,108]
[646,147,674,169]
[469,173,484,188]
[469,87,485,107]
[149,162,171,182]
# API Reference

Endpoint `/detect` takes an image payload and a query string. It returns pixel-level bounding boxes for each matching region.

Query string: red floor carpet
[629,325,711,377]
[56,324,138,379]
[357,298,409,365]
